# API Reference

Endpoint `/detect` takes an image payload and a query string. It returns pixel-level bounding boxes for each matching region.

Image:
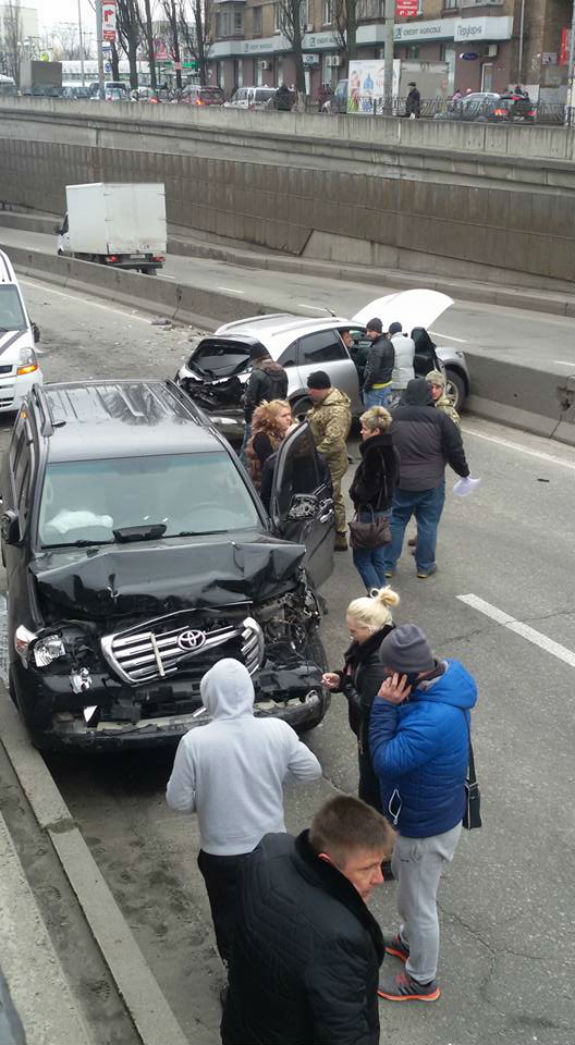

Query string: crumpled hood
[412,660,478,711]
[200,657,254,719]
[31,536,306,621]
[401,378,434,407]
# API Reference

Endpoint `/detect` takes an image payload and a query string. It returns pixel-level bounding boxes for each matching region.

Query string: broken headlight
[33,633,66,668]
[256,588,321,649]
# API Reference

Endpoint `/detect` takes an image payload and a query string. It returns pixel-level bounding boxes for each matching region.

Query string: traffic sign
[102,0,117,43]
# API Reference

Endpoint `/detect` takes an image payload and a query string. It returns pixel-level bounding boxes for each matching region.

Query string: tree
[44,24,92,61]
[116,0,142,88]
[162,0,182,89]
[333,0,357,65]
[276,0,306,101]
[1,0,22,85]
[139,0,158,89]
[178,0,212,86]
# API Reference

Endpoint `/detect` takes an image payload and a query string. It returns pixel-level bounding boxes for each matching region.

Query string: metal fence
[314,95,571,126]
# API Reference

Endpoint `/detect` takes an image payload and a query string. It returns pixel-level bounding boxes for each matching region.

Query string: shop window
[323,0,333,23]
[234,8,244,32]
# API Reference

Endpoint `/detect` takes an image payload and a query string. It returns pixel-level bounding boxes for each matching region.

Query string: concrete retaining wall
[0,98,573,285]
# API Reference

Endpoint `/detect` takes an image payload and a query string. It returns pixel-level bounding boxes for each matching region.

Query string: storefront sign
[394,19,451,42]
[396,0,419,17]
[460,52,479,60]
[101,0,117,43]
[454,17,512,42]
[302,53,320,66]
[559,27,571,65]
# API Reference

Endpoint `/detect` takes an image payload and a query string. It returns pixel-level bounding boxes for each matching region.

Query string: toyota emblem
[177,629,207,652]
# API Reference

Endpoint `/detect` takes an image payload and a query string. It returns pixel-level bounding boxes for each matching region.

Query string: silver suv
[176,289,470,440]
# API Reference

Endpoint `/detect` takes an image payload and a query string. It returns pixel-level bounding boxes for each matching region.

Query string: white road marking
[553,360,575,367]
[461,426,575,470]
[20,278,151,323]
[457,594,575,668]
[218,286,244,295]
[430,330,468,343]
[296,303,333,312]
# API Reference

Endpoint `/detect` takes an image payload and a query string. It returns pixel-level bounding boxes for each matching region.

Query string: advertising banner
[102,0,117,43]
[347,59,400,113]
[396,0,419,16]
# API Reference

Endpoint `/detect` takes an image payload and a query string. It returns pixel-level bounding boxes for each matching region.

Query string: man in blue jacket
[369,624,478,1003]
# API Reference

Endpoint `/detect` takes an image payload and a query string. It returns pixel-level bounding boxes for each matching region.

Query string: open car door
[269,422,334,591]
[351,289,454,332]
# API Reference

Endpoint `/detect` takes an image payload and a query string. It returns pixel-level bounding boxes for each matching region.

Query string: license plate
[129,254,146,260]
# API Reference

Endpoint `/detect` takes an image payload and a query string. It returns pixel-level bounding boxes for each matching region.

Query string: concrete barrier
[4,239,573,446]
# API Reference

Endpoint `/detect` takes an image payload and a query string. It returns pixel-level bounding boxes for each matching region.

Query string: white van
[0,250,43,412]
[225,86,277,110]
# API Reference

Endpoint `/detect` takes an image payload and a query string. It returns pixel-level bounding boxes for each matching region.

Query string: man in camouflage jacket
[306,371,352,551]
[425,370,460,427]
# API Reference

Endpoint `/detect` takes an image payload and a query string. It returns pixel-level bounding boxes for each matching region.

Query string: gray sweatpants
[391,822,462,984]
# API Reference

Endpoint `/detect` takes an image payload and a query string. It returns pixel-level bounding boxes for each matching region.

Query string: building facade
[208,0,571,101]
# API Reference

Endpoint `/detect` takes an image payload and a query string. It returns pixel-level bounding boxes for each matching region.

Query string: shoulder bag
[348,505,391,550]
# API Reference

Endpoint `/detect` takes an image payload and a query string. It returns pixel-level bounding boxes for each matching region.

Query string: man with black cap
[363,318,395,410]
[369,624,478,1003]
[405,82,421,118]
[306,370,352,550]
[241,346,288,460]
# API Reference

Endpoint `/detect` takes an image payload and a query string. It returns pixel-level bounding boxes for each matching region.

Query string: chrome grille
[101,614,264,686]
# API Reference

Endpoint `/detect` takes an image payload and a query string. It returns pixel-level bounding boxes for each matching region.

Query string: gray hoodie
[166,658,322,855]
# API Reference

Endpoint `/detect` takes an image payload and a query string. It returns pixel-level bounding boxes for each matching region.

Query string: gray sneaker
[384,934,409,963]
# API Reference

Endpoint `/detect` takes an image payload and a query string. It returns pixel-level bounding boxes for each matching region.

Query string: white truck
[57,183,167,274]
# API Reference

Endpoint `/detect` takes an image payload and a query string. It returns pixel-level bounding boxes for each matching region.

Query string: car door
[268,421,334,590]
[296,329,361,413]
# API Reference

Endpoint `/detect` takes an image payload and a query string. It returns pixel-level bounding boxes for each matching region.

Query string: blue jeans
[363,386,392,410]
[352,510,391,591]
[385,482,445,575]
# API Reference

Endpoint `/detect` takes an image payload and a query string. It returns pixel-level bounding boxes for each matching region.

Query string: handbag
[462,734,482,831]
[348,505,391,550]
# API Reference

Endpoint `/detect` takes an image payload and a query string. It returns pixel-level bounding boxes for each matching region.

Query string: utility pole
[383,0,394,115]
[565,3,575,127]
[77,0,85,85]
[96,0,105,98]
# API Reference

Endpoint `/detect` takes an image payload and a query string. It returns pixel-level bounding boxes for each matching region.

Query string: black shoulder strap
[460,709,477,786]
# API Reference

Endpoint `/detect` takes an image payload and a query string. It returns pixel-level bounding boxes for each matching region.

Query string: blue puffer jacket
[369,660,477,838]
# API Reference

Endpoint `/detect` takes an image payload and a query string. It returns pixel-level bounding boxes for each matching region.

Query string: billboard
[347,60,400,114]
[102,1,117,43]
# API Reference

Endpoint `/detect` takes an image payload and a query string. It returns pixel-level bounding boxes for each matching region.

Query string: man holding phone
[369,624,478,1002]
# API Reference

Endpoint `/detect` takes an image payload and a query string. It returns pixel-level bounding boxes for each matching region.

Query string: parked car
[88,81,128,99]
[0,380,334,750]
[181,84,225,107]
[435,91,535,123]
[176,289,470,441]
[61,83,91,100]
[0,249,42,413]
[225,86,278,111]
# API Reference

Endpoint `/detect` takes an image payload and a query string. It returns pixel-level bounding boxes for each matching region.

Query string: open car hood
[31,536,306,621]
[351,289,454,331]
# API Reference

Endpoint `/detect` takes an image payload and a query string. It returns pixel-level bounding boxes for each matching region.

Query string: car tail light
[528,109,536,117]
[152,255,164,262]
[494,108,506,116]
[108,254,118,263]
[194,98,205,106]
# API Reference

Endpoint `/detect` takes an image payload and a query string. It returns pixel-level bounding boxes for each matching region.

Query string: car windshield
[38,453,261,547]
[190,339,252,376]
[0,285,27,331]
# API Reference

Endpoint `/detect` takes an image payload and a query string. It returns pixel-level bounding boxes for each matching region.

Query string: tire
[141,267,156,275]
[445,368,467,412]
[290,395,313,419]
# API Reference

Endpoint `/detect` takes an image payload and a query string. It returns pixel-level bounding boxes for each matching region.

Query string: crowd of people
[165,314,479,1044]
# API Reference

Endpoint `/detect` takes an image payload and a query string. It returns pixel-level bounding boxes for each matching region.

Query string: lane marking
[461,425,575,471]
[457,594,575,668]
[20,278,152,323]
[296,303,333,312]
[217,286,244,295]
[553,360,574,367]
[430,330,468,343]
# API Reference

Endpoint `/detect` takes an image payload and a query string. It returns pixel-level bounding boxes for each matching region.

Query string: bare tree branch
[178,0,212,86]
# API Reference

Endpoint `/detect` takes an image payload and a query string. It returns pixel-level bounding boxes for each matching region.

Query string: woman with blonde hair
[246,399,293,499]
[322,586,399,818]
[349,405,399,591]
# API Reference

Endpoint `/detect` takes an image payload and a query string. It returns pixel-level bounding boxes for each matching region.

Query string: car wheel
[445,368,467,411]
[291,395,313,419]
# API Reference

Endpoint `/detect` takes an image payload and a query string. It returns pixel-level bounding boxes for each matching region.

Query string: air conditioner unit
[258,60,272,70]
[304,23,313,32]
[326,55,342,68]
[485,43,498,58]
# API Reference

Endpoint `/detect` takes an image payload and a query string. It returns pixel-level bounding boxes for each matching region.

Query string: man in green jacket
[306,371,352,551]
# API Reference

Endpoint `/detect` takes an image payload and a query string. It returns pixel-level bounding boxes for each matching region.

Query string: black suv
[0,381,334,750]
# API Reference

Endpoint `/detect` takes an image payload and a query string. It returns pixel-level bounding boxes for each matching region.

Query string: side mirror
[32,322,40,344]
[1,509,20,545]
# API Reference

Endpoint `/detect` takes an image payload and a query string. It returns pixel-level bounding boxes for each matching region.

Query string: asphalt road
[1,278,574,1045]
[1,225,574,377]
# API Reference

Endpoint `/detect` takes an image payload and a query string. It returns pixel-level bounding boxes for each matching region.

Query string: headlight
[16,348,38,376]
[15,624,37,664]
[33,634,66,668]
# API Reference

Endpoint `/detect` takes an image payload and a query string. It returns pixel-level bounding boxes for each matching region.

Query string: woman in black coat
[322,587,399,812]
[349,405,399,592]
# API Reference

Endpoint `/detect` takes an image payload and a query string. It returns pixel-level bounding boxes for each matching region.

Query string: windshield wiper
[113,524,167,543]
[174,529,229,537]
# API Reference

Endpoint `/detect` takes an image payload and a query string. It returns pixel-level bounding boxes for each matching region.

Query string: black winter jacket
[363,335,394,391]
[221,831,384,1045]
[392,378,469,491]
[349,432,399,512]
[244,359,288,422]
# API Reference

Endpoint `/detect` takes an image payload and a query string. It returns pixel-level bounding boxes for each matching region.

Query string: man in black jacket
[384,378,470,579]
[221,795,394,1045]
[363,318,395,409]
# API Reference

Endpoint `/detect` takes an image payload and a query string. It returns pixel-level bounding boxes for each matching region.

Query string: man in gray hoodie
[166,658,322,965]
